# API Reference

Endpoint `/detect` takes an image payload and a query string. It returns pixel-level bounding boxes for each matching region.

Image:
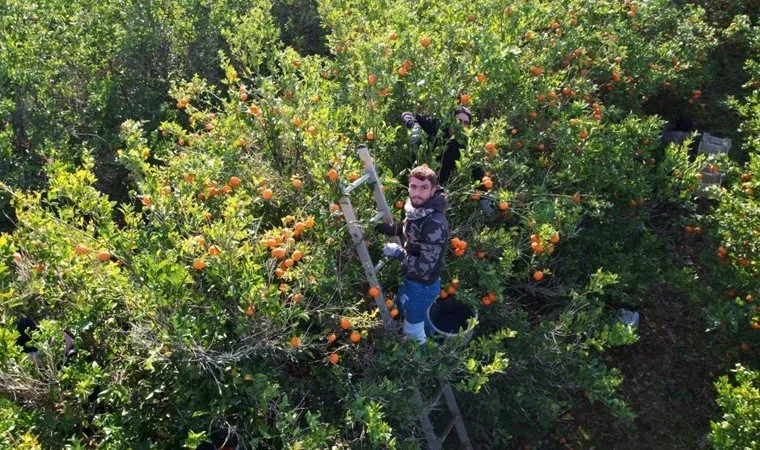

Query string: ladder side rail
[339,195,391,326]
[357,146,401,247]
[441,384,472,450]
[413,388,441,450]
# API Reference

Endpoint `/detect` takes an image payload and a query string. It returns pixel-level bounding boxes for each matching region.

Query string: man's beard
[410,197,425,207]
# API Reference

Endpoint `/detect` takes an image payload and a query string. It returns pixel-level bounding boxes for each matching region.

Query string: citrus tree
[1,0,743,448]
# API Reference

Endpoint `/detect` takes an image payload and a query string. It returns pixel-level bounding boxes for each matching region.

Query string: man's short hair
[410,165,437,186]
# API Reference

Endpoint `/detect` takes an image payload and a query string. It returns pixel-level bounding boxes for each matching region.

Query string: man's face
[408,177,434,208]
[455,112,471,128]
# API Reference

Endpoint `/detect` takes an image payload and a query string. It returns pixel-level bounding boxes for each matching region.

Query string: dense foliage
[1,0,760,448]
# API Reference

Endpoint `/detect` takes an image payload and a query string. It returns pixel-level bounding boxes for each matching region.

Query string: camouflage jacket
[377,186,449,285]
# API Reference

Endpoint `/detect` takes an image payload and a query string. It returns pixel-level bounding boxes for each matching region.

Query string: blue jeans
[398,277,440,334]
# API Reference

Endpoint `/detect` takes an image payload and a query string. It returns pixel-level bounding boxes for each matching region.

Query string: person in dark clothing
[401,107,493,215]
[376,165,449,344]
[15,317,39,354]
[660,116,694,145]
[15,317,75,366]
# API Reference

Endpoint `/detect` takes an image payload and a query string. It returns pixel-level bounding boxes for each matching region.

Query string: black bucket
[426,295,477,341]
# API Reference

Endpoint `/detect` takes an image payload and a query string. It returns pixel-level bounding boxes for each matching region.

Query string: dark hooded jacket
[377,186,449,285]
[413,112,485,186]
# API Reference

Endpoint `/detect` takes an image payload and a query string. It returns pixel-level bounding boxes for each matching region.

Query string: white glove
[383,242,404,259]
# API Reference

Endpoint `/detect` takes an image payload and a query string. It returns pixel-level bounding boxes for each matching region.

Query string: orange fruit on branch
[350,331,361,343]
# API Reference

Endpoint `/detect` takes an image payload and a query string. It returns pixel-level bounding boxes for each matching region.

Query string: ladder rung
[342,172,372,195]
[370,210,388,223]
[374,257,389,273]
[430,388,444,407]
[438,416,459,443]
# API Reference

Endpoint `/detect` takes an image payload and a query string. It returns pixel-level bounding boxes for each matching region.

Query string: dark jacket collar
[404,186,447,220]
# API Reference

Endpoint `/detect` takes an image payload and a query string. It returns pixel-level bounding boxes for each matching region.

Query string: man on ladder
[375,165,449,344]
[341,151,471,449]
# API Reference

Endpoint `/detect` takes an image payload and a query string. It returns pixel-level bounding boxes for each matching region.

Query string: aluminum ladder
[337,145,473,450]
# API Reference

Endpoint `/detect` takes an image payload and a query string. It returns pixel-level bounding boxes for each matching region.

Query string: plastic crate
[698,132,731,155]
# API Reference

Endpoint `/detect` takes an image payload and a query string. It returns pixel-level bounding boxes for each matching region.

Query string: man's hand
[383,242,404,259]
[401,111,415,128]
